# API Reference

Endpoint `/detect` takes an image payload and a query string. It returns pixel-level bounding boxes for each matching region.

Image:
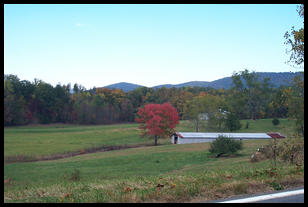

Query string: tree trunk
[301,124,304,137]
[154,135,158,146]
[195,119,199,132]
[251,112,254,120]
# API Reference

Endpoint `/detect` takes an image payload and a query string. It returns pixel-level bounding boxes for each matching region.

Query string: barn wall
[177,138,215,144]
[171,133,273,144]
[175,137,270,144]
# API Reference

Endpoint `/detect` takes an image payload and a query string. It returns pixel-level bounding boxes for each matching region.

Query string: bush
[225,113,242,131]
[277,137,304,165]
[263,137,304,166]
[270,181,284,191]
[209,136,243,157]
[272,118,280,126]
[262,145,275,159]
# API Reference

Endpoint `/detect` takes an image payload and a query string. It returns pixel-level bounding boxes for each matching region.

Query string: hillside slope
[103,72,302,92]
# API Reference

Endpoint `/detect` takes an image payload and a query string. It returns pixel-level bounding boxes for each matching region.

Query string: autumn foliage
[135,103,180,144]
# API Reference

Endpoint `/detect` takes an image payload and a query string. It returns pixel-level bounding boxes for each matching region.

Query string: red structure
[266,132,286,138]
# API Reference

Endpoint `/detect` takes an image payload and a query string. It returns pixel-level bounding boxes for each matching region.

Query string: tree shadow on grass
[208,152,246,159]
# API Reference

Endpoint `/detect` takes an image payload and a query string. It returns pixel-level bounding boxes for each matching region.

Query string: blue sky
[4,4,303,89]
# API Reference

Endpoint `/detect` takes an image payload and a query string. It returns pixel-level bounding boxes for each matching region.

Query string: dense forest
[4,69,304,136]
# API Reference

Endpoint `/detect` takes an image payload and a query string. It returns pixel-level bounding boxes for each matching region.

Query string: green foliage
[209,136,243,156]
[287,73,304,137]
[268,87,289,118]
[270,181,284,191]
[272,118,280,126]
[183,93,224,132]
[4,75,29,126]
[230,69,273,120]
[225,112,242,131]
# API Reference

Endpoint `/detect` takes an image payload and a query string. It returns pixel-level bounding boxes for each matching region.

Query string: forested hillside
[104,72,301,91]
[105,82,143,92]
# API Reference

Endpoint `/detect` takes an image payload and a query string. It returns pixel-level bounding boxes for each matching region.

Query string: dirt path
[4,143,157,164]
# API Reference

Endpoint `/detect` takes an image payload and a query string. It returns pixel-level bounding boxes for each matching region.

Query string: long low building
[171,132,286,144]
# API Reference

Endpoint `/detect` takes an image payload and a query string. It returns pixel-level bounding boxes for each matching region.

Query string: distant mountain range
[105,82,144,92]
[103,72,302,92]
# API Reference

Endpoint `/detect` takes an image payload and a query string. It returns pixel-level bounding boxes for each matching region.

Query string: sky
[4,4,304,89]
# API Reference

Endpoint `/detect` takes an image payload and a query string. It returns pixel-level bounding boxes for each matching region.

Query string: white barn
[171,132,285,144]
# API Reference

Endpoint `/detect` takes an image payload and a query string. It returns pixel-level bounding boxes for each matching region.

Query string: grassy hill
[4,119,304,203]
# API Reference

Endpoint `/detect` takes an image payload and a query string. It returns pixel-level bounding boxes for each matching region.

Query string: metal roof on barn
[175,132,285,139]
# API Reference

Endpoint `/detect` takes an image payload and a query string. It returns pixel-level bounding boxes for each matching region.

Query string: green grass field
[4,119,304,203]
[4,123,158,161]
[4,118,297,160]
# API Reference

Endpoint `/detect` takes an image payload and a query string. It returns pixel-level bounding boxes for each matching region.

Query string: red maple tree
[135,103,180,145]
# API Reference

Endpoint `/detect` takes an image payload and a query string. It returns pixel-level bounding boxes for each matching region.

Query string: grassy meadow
[4,118,297,161]
[4,123,159,162]
[4,119,304,203]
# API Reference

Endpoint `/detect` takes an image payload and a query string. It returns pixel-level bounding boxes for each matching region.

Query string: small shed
[171,132,285,144]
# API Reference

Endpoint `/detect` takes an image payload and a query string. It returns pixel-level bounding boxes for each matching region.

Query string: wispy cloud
[75,23,83,27]
[75,23,90,27]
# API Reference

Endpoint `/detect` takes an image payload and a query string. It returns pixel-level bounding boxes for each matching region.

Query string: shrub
[209,136,243,157]
[272,118,280,126]
[263,137,304,166]
[277,137,304,165]
[262,145,274,159]
[225,113,242,131]
[270,181,284,191]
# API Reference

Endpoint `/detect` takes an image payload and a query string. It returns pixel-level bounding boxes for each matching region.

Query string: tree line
[4,69,304,136]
